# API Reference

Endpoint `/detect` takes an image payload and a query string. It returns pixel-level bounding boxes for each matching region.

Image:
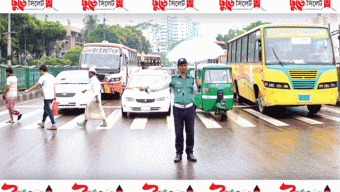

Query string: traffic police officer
[138,58,201,162]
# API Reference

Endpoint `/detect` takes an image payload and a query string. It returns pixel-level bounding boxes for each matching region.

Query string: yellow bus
[79,41,138,96]
[227,24,338,114]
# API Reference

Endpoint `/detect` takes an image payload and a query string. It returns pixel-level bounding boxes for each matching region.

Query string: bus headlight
[264,81,290,89]
[318,82,337,89]
[110,77,122,82]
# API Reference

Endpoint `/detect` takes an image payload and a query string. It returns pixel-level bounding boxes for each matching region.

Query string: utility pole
[24,20,26,65]
[0,30,2,60]
[102,16,106,41]
[8,13,11,66]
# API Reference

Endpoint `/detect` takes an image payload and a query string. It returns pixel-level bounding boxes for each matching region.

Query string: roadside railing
[0,65,78,93]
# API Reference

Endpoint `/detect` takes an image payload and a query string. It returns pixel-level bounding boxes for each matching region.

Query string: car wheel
[121,106,127,117]
[165,105,171,116]
[307,105,321,114]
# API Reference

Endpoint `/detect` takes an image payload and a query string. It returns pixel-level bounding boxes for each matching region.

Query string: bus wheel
[307,105,321,114]
[257,94,268,114]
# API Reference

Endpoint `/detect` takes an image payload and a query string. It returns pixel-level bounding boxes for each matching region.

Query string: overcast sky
[34,13,337,41]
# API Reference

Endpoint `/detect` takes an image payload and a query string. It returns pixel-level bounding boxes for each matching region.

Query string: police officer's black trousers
[173,105,195,155]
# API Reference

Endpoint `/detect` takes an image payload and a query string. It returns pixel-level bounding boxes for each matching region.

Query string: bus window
[228,43,232,63]
[236,39,241,63]
[255,40,262,62]
[248,33,256,62]
[232,41,236,63]
[242,36,248,62]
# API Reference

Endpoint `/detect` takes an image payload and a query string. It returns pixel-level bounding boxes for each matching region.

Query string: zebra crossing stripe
[196,113,222,128]
[0,110,10,116]
[21,115,63,129]
[321,106,340,114]
[228,111,256,127]
[129,118,148,129]
[317,113,340,122]
[96,110,121,129]
[243,109,289,127]
[0,110,41,129]
[167,115,175,130]
[292,116,324,125]
[58,114,85,130]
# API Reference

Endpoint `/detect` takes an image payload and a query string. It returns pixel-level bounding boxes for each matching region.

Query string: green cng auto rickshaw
[193,64,234,121]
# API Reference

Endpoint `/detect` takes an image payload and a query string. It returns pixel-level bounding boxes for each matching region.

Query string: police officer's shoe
[187,153,197,162]
[174,154,182,162]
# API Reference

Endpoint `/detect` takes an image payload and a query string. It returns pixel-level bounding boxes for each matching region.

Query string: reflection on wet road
[0,98,340,180]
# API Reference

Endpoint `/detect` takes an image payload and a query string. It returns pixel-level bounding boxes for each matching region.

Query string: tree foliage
[63,45,82,65]
[216,20,271,45]
[0,14,67,65]
[85,24,151,54]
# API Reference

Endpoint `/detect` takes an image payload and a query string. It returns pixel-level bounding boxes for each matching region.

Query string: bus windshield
[264,27,334,65]
[80,46,121,69]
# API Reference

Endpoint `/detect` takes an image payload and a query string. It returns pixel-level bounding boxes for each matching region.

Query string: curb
[0,91,43,107]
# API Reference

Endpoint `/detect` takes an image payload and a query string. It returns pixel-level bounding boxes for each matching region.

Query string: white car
[55,70,92,109]
[121,70,171,117]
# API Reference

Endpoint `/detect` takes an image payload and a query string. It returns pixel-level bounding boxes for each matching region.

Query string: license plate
[298,94,311,102]
[141,107,150,111]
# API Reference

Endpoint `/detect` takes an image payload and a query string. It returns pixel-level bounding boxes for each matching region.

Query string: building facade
[59,25,85,57]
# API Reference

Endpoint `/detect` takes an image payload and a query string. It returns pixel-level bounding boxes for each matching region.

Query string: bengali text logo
[219,0,264,11]
[290,0,336,11]
[11,0,57,11]
[152,0,198,11]
[82,0,127,11]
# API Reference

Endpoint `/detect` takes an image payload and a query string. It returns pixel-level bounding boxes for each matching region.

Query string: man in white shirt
[77,67,108,128]
[2,67,22,123]
[25,65,57,130]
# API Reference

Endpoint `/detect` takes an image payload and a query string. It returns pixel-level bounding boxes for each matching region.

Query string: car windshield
[264,27,334,65]
[204,69,232,84]
[56,71,90,84]
[128,75,165,88]
[80,47,121,69]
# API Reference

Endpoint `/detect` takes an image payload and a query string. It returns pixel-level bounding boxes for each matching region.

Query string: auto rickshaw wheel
[219,111,226,121]
[257,94,268,114]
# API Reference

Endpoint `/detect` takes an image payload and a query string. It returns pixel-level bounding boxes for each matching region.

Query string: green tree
[40,20,67,57]
[63,45,82,65]
[242,20,271,32]
[83,15,99,41]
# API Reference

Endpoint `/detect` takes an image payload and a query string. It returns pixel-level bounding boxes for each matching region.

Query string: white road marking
[232,105,257,108]
[243,109,289,127]
[0,110,41,129]
[21,115,63,129]
[58,114,85,130]
[317,113,340,122]
[96,110,122,129]
[321,106,340,115]
[292,116,324,125]
[15,106,121,109]
[129,118,148,129]
[0,110,10,116]
[228,111,256,127]
[196,113,222,128]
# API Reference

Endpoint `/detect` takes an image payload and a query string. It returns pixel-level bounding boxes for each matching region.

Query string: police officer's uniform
[145,58,198,162]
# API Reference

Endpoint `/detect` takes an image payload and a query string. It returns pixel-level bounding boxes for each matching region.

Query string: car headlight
[156,97,166,101]
[264,81,290,89]
[125,97,134,102]
[318,82,337,89]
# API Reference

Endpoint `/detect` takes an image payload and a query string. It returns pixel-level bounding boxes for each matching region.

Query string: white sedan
[55,70,92,109]
[121,70,171,117]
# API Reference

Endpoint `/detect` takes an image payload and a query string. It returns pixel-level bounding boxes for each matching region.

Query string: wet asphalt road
[0,96,340,180]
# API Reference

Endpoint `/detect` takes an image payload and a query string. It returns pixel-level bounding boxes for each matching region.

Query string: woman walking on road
[77,68,108,128]
[2,67,22,123]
